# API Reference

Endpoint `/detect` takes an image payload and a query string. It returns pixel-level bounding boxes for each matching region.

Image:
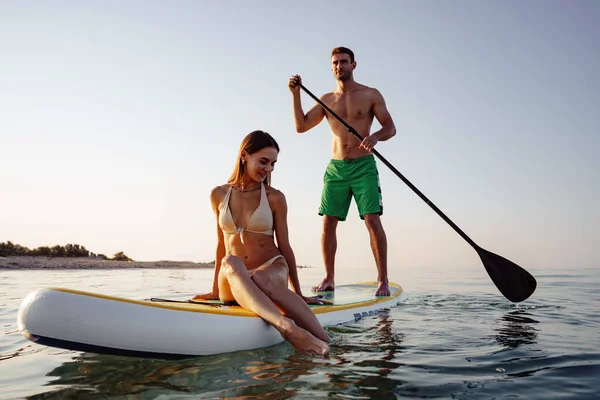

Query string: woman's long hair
[228,130,280,186]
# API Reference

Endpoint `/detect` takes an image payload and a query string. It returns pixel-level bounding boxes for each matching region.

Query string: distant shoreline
[0,256,214,270]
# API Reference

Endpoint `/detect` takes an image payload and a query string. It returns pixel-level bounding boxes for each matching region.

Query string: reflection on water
[17,302,574,400]
[27,354,201,399]
[3,268,599,399]
[318,314,406,399]
[24,314,406,399]
[493,310,539,349]
[25,340,329,399]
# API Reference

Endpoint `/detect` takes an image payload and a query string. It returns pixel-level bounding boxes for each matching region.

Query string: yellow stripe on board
[50,287,258,317]
[50,282,403,318]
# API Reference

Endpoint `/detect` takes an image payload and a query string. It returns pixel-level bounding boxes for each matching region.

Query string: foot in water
[312,277,335,292]
[375,281,391,296]
[277,318,330,357]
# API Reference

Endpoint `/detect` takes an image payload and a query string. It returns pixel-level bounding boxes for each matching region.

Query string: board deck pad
[147,282,402,315]
[312,283,400,305]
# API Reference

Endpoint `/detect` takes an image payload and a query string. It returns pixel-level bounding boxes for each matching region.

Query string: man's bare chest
[324,93,373,121]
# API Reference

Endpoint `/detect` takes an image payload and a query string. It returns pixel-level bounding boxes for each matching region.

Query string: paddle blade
[477,248,537,303]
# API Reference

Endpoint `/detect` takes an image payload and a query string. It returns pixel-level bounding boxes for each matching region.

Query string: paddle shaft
[299,83,479,250]
[150,298,220,306]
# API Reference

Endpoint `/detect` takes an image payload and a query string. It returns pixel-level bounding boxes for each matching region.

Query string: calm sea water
[1,265,598,399]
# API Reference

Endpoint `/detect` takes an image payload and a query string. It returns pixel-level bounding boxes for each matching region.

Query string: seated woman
[193,130,330,357]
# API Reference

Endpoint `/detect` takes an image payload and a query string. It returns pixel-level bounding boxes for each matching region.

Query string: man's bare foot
[277,318,330,357]
[375,281,390,296]
[312,277,335,292]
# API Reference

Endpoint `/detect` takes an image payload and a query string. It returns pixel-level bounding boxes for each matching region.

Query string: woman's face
[243,146,278,183]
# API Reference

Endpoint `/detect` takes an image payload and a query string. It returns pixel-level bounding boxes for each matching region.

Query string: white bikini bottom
[247,254,285,277]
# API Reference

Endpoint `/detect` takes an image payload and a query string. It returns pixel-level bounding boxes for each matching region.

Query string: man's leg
[315,159,351,292]
[363,213,390,296]
[313,215,338,291]
[351,156,389,296]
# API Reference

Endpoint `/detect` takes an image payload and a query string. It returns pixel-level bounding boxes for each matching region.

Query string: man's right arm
[289,75,326,133]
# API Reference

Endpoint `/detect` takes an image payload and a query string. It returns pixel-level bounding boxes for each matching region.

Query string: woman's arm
[207,220,226,295]
[272,188,329,305]
[193,186,226,300]
[271,189,304,296]
[271,190,320,303]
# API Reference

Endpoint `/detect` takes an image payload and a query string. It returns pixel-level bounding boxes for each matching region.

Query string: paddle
[149,297,222,306]
[299,83,537,303]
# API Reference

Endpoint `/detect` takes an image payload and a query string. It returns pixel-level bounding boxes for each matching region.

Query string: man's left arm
[371,89,396,141]
[361,89,396,151]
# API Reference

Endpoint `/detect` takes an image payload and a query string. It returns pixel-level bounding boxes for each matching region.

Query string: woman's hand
[302,295,332,305]
[192,291,219,301]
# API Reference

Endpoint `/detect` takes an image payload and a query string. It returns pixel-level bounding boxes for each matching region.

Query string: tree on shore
[111,251,133,262]
[0,241,125,260]
[0,241,29,256]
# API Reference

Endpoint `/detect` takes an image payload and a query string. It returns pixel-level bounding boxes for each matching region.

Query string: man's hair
[331,47,355,63]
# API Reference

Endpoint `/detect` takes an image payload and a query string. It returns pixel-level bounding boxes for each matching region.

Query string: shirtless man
[288,46,396,296]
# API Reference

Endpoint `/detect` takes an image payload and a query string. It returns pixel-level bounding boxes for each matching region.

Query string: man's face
[331,53,355,81]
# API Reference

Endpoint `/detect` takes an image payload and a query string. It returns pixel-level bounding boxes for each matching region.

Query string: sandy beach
[0,256,214,270]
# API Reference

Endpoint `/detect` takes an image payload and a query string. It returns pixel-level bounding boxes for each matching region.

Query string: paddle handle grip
[299,83,479,250]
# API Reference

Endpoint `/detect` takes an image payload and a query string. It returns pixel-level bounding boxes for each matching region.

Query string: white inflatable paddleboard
[17,282,405,359]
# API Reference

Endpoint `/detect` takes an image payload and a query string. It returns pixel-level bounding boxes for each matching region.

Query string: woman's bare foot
[312,277,335,292]
[277,317,330,357]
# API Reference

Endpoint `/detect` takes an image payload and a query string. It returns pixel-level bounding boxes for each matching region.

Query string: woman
[193,130,330,357]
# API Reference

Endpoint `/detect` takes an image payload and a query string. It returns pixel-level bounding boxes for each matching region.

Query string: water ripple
[1,268,599,399]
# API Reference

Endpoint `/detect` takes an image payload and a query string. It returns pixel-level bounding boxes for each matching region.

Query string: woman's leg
[250,258,330,343]
[218,254,329,357]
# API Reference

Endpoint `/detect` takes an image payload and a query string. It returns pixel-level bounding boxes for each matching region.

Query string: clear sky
[2,1,598,273]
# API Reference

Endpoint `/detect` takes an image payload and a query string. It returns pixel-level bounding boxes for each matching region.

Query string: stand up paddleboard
[17,282,405,359]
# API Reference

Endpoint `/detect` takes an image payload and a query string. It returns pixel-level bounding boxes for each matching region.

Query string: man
[288,46,396,296]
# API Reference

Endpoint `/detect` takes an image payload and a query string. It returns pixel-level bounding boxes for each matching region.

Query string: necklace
[233,182,261,193]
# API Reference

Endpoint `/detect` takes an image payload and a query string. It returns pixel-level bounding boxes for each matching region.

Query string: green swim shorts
[318,154,383,221]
